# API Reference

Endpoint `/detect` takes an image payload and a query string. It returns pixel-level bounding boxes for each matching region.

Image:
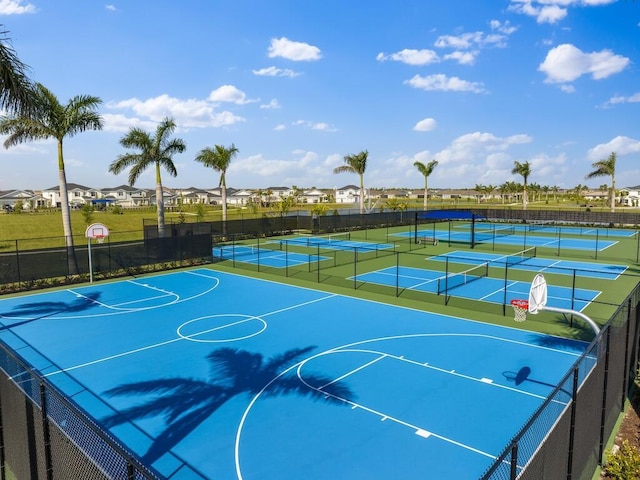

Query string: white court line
[235,331,583,480]
[317,347,556,402]
[317,354,387,390]
[42,292,339,377]
[480,281,521,302]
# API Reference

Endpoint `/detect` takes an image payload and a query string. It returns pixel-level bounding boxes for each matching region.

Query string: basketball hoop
[511,299,529,322]
[85,223,110,283]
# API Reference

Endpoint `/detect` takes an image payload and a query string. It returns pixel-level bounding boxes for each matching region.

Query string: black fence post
[510,443,518,480]
[39,383,53,480]
[395,252,400,297]
[503,263,509,316]
[566,367,580,480]
[598,327,612,465]
[0,383,4,480]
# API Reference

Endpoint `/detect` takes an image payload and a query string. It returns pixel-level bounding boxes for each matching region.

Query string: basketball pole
[88,237,94,283]
[538,306,600,336]
[528,273,600,337]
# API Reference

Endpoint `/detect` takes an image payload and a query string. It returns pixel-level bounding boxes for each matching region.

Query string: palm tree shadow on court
[101,346,354,465]
[0,292,102,330]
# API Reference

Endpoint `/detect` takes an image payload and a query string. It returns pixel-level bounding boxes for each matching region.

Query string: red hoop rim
[510,299,529,309]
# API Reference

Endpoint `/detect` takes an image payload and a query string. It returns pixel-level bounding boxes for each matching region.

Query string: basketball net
[511,299,529,322]
[95,235,104,244]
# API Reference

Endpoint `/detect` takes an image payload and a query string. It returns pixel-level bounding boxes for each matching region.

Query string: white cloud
[273,124,286,131]
[287,120,337,131]
[441,132,532,164]
[0,0,36,14]
[413,118,437,132]
[508,0,615,23]
[491,20,518,35]
[208,85,257,104]
[376,49,440,66]
[105,4,117,12]
[101,113,158,133]
[434,30,510,50]
[229,151,341,186]
[560,84,576,93]
[539,44,629,83]
[587,136,640,160]
[405,74,485,93]
[252,66,300,77]
[260,99,280,110]
[106,94,245,129]
[604,93,640,107]
[442,51,477,65]
[267,37,322,61]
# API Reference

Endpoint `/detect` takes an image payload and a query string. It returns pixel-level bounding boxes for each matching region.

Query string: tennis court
[435,250,627,280]
[353,266,599,312]
[0,268,593,479]
[213,244,328,268]
[455,222,637,238]
[398,229,617,251]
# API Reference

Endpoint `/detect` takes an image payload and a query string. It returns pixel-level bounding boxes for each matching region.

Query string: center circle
[177,314,267,343]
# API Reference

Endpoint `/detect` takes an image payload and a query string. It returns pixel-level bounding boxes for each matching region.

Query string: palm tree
[511,161,532,210]
[334,150,369,214]
[414,159,438,210]
[585,152,617,212]
[0,83,103,273]
[109,117,186,237]
[0,27,36,114]
[101,347,353,464]
[195,143,238,231]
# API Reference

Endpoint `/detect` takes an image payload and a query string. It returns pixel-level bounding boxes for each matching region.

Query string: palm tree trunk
[155,164,166,238]
[423,179,428,210]
[611,176,616,213]
[523,185,528,211]
[221,184,228,235]
[57,142,78,274]
[359,174,365,214]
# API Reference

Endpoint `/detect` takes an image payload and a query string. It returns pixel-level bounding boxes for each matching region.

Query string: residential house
[150,188,178,207]
[42,183,99,208]
[335,185,362,204]
[0,189,46,210]
[101,185,151,207]
[300,188,327,204]
[175,187,217,205]
[620,186,640,207]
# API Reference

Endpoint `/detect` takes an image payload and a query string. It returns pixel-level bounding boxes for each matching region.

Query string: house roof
[44,183,93,192]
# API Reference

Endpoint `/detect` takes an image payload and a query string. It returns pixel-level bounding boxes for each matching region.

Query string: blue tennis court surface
[436,251,627,280]
[213,244,327,267]
[282,236,394,252]
[455,222,637,238]
[354,266,598,311]
[397,229,617,251]
[0,269,593,479]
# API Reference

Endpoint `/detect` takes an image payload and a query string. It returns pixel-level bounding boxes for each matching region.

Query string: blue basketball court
[0,269,593,479]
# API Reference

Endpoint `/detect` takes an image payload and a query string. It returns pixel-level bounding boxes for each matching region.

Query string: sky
[0,0,639,192]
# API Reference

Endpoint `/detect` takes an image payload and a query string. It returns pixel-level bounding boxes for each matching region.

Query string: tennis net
[437,262,490,295]
[213,244,260,259]
[475,225,515,242]
[498,246,537,267]
[287,232,351,246]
